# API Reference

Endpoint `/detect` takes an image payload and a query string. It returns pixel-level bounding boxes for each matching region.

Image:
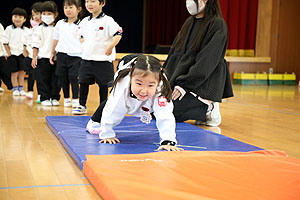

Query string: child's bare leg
[18,70,25,86]
[11,72,18,87]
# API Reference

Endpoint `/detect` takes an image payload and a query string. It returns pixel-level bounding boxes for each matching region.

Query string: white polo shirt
[78,12,122,62]
[100,74,177,145]
[31,24,54,59]
[0,23,5,57]
[24,25,40,59]
[53,18,82,57]
[2,24,29,56]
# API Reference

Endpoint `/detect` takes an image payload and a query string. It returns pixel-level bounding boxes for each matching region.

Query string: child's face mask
[42,15,55,25]
[30,19,39,28]
[186,0,206,16]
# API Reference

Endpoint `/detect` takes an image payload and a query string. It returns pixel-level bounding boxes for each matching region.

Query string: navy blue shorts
[79,60,114,86]
[6,55,26,72]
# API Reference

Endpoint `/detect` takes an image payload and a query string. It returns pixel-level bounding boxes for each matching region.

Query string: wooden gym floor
[0,82,299,199]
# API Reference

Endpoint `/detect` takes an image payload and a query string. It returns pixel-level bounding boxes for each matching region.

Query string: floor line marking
[0,183,92,190]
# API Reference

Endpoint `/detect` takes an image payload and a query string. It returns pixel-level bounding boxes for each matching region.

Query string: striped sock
[18,85,23,91]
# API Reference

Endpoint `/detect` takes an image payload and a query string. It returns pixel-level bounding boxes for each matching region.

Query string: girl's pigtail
[159,68,172,102]
[112,68,130,91]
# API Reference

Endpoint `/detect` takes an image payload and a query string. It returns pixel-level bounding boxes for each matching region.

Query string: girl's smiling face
[130,69,159,101]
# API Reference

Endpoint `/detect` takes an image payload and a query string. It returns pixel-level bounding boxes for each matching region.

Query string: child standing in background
[24,2,43,100]
[0,23,13,92]
[2,7,28,96]
[31,1,60,106]
[86,55,183,151]
[72,0,122,115]
[50,0,82,108]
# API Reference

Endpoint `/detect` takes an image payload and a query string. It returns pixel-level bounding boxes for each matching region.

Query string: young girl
[163,0,233,126]
[50,0,82,108]
[3,7,28,96]
[24,2,43,100]
[31,1,60,106]
[86,55,183,151]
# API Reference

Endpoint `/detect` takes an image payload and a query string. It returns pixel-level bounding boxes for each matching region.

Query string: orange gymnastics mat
[84,150,300,200]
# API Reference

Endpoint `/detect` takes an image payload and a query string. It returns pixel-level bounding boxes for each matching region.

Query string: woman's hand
[99,137,120,144]
[172,88,182,100]
[158,145,184,151]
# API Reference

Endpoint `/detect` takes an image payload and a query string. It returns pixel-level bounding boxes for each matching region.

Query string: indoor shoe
[72,99,79,108]
[52,99,60,106]
[41,100,52,106]
[86,119,101,134]
[26,91,33,99]
[206,102,221,127]
[72,105,87,115]
[64,98,72,107]
[12,90,20,96]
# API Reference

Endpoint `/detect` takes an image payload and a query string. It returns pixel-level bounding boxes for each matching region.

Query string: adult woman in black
[163,0,233,126]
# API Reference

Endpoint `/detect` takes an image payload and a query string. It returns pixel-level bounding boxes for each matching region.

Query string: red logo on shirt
[99,27,104,30]
[158,96,167,107]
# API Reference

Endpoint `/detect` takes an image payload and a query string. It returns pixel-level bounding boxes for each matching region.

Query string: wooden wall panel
[276,0,300,80]
[255,0,273,57]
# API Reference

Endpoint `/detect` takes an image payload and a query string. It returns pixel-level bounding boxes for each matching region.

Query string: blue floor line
[0,183,92,190]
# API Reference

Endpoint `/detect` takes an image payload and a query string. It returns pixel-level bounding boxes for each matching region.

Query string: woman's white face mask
[42,15,55,25]
[186,0,206,16]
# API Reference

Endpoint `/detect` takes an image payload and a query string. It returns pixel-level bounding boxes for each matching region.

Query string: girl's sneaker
[52,99,60,106]
[26,91,34,99]
[72,99,79,108]
[86,119,101,134]
[72,105,87,115]
[0,87,4,92]
[12,90,20,96]
[41,99,52,106]
[36,95,41,104]
[19,90,26,96]
[64,98,72,107]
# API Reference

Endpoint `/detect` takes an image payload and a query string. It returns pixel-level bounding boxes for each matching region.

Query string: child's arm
[98,76,129,142]
[31,48,38,68]
[50,39,58,65]
[23,45,28,57]
[105,35,122,56]
[3,44,11,57]
[153,95,183,151]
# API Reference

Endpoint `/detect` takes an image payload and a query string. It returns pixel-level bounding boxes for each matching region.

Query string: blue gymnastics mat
[46,116,263,169]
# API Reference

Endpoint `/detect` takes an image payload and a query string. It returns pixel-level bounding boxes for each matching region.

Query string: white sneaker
[12,90,20,96]
[26,91,34,99]
[72,105,87,115]
[71,99,79,108]
[36,95,41,104]
[19,90,26,96]
[206,102,221,127]
[64,98,72,107]
[52,99,60,106]
[86,119,101,134]
[41,100,52,106]
[0,87,4,92]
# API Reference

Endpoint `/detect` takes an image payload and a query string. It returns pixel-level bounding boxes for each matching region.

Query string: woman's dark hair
[173,0,223,51]
[113,55,173,101]
[12,7,27,19]
[63,0,84,19]
[31,2,43,13]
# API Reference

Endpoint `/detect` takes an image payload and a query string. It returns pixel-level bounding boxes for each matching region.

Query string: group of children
[0,0,122,113]
[0,0,194,151]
